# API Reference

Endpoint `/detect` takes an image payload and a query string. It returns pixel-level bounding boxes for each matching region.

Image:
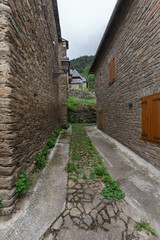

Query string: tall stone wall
[94,0,160,168]
[0,0,67,214]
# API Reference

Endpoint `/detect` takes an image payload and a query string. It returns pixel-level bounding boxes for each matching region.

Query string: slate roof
[69,69,87,84]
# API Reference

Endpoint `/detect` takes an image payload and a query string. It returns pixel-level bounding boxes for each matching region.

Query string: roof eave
[89,0,124,73]
[51,0,62,42]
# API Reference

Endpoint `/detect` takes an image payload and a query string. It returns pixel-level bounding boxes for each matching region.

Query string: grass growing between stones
[135,220,159,237]
[0,197,2,208]
[35,126,62,170]
[15,170,30,197]
[67,124,125,201]
[15,125,69,197]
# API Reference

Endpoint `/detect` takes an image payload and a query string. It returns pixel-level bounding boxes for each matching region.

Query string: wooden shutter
[141,100,149,140]
[109,57,115,85]
[151,93,160,143]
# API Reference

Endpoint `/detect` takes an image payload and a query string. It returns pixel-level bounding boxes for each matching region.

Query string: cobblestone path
[42,125,157,240]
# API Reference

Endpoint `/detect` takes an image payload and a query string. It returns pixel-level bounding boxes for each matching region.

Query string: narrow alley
[1,125,159,240]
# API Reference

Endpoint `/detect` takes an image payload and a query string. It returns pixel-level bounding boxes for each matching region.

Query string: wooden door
[99,110,102,129]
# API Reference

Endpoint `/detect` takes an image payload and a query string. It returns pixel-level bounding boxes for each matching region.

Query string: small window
[109,57,115,85]
[140,92,160,145]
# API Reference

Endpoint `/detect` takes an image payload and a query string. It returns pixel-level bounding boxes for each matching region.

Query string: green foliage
[0,197,2,208]
[35,126,61,170]
[35,153,47,170]
[70,55,94,74]
[82,65,95,90]
[67,97,96,124]
[67,97,96,110]
[93,165,108,176]
[135,220,159,237]
[47,138,56,148]
[69,176,78,182]
[83,173,88,182]
[42,144,50,157]
[66,162,79,174]
[68,124,125,202]
[101,175,125,200]
[62,123,70,129]
[16,170,30,197]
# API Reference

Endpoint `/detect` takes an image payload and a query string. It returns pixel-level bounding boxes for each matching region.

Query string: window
[140,92,160,145]
[109,57,115,85]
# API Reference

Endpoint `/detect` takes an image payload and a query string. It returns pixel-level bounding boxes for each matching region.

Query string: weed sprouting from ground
[15,170,30,196]
[0,197,2,208]
[135,220,159,237]
[67,124,125,201]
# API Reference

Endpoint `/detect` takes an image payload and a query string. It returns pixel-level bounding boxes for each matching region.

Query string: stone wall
[68,107,96,124]
[68,90,96,99]
[94,0,160,168]
[0,0,67,214]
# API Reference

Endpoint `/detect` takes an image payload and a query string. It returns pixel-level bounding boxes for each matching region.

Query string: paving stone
[68,180,75,188]
[70,208,81,217]
[63,215,73,228]
[63,210,70,217]
[67,194,74,201]
[80,223,88,229]
[77,194,83,198]
[79,179,85,184]
[100,210,109,220]
[127,219,136,235]
[77,189,84,194]
[97,214,103,225]
[84,203,93,214]
[75,184,81,189]
[97,203,105,211]
[43,233,54,240]
[112,202,118,213]
[122,231,127,240]
[90,209,98,219]
[119,212,128,223]
[67,202,73,209]
[93,195,101,207]
[85,189,94,195]
[74,196,78,201]
[103,222,110,230]
[110,218,116,224]
[51,217,63,230]
[83,215,93,226]
[106,205,115,217]
[116,219,126,232]
[73,217,80,225]
[68,189,76,194]
[84,184,89,190]
[77,203,84,212]
[116,201,123,212]
[84,194,92,200]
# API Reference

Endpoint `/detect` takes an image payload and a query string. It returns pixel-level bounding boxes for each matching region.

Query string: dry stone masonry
[91,0,160,169]
[0,0,68,214]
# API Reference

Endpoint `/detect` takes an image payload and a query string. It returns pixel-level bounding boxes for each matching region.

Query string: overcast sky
[57,0,117,60]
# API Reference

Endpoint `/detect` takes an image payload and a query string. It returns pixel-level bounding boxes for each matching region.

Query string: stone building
[90,0,160,168]
[68,69,87,90]
[0,0,68,214]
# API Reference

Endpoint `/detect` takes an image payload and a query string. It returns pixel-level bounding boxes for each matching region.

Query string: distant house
[69,69,87,90]
[90,0,160,168]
